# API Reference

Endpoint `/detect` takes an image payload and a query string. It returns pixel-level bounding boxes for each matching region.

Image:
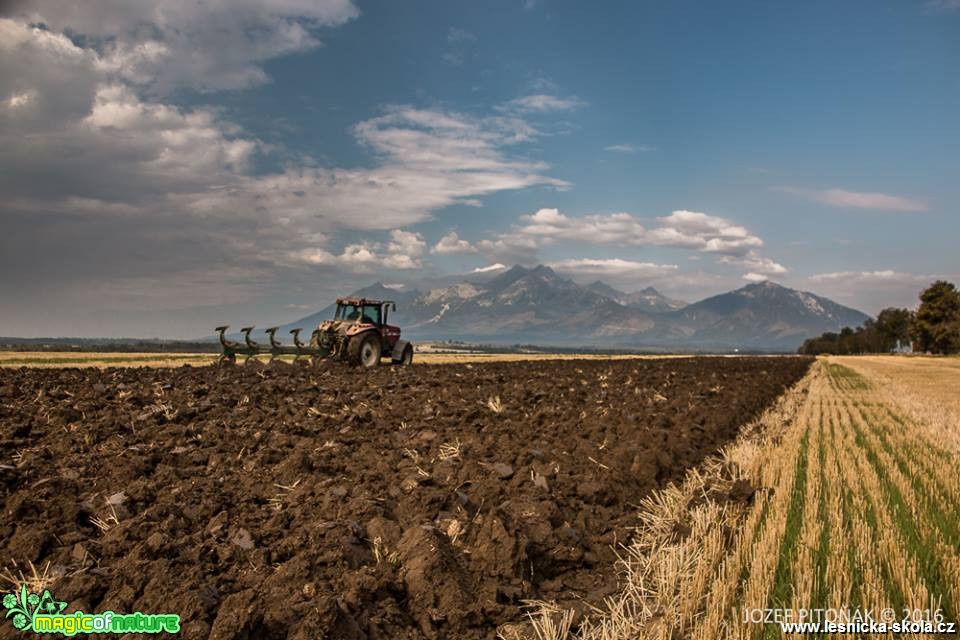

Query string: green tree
[875,307,912,351]
[911,281,960,354]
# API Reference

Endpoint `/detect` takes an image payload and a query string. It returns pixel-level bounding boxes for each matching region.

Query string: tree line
[799,280,960,355]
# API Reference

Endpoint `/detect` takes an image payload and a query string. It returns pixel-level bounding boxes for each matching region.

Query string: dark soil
[0,357,811,639]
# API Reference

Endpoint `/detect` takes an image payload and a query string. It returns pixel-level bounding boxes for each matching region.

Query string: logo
[3,586,179,636]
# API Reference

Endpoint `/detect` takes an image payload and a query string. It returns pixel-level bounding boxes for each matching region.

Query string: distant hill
[275,265,870,351]
[643,281,871,350]
[393,264,655,341]
[586,281,687,312]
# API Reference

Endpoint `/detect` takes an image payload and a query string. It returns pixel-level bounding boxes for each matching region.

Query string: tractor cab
[334,299,390,326]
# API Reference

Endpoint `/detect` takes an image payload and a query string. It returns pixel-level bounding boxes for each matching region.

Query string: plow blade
[215,325,333,366]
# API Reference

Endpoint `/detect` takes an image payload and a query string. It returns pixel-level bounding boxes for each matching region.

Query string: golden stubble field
[510,355,960,640]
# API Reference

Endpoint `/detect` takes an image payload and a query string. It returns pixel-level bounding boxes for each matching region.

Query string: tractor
[215,297,413,367]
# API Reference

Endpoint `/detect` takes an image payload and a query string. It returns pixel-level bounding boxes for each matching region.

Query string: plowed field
[0,357,810,639]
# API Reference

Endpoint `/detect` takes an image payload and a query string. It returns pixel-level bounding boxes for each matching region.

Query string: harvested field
[549,356,960,639]
[0,357,810,639]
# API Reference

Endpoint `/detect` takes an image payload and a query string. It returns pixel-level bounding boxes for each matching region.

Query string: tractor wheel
[399,344,413,365]
[348,332,381,368]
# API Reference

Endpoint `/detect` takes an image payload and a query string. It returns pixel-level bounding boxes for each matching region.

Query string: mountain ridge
[272,265,870,351]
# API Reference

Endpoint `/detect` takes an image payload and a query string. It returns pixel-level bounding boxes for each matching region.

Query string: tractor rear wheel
[349,332,381,368]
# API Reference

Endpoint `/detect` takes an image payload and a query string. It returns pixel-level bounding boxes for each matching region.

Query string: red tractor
[314,297,414,367]
[215,297,414,367]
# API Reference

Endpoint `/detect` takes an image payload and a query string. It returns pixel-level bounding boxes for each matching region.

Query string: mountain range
[268,264,870,351]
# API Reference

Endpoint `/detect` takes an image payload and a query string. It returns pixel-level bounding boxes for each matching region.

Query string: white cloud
[475,234,541,263]
[513,208,764,256]
[518,208,648,244]
[0,17,566,280]
[294,229,426,271]
[6,90,34,109]
[433,231,476,255]
[720,251,788,275]
[498,94,587,113]
[472,263,507,273]
[649,210,763,255]
[775,187,928,212]
[0,21,259,209]
[743,273,769,282]
[604,144,656,153]
[383,229,427,268]
[809,270,921,283]
[548,258,679,279]
[84,84,259,174]
[352,106,549,172]
[196,107,568,244]
[6,0,360,94]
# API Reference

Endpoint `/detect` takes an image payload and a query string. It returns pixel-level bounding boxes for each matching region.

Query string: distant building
[892,339,913,354]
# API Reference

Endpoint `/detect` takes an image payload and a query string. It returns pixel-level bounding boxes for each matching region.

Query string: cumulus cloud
[433,232,476,255]
[2,0,359,94]
[743,273,769,282]
[517,208,647,245]
[513,208,764,256]
[0,22,259,210]
[648,210,763,255]
[775,187,928,212]
[295,230,426,271]
[720,251,788,275]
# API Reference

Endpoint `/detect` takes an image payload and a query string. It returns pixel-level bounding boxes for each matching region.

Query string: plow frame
[215,325,334,366]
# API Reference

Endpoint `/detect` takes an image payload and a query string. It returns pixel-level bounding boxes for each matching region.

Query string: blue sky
[0,0,957,337]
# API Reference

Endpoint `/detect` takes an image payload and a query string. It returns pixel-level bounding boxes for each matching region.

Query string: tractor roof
[336,297,394,306]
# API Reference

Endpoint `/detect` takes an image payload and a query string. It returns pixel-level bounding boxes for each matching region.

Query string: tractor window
[335,304,361,321]
[364,305,381,325]
[334,303,381,324]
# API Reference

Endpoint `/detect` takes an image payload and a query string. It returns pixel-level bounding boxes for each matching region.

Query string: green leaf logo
[2,585,63,632]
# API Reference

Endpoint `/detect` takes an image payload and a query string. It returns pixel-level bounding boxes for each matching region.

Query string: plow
[215,297,414,368]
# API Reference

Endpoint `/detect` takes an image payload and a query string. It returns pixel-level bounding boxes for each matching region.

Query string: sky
[1,0,958,338]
